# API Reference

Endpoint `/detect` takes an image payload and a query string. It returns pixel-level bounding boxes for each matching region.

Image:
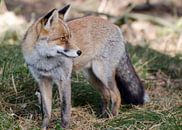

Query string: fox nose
[77,50,82,56]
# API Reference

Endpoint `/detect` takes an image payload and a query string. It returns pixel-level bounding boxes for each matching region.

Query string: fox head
[34,5,82,58]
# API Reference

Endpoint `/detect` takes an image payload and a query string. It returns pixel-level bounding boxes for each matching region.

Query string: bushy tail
[115,51,146,105]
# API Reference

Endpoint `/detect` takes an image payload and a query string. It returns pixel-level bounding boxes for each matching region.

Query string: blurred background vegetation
[0,0,181,129]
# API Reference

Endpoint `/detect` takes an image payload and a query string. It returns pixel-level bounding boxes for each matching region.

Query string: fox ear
[58,4,71,21]
[41,9,59,29]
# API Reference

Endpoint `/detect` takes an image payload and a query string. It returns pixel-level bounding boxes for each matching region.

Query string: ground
[0,0,181,130]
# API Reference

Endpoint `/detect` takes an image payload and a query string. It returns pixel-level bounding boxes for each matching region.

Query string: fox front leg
[57,79,71,128]
[38,77,53,130]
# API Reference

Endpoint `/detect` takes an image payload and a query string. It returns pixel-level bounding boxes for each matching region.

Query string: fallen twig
[77,9,174,28]
[11,74,17,95]
[124,13,173,27]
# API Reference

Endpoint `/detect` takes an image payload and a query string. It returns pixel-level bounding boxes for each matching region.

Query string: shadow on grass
[0,42,181,128]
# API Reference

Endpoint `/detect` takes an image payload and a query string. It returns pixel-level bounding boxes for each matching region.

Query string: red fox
[22,5,149,129]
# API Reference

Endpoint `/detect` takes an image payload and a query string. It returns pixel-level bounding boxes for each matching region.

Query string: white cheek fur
[36,40,64,57]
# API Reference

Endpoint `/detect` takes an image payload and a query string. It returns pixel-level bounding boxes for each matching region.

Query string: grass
[97,106,182,130]
[0,28,181,130]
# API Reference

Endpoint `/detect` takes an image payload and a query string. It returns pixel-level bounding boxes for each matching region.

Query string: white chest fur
[24,50,73,81]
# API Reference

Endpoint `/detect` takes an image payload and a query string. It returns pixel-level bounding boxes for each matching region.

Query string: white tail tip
[144,92,150,103]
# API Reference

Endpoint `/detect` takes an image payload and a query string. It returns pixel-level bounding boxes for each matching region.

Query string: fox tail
[115,50,149,105]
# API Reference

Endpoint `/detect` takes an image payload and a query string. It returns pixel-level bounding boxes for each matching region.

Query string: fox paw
[61,120,69,129]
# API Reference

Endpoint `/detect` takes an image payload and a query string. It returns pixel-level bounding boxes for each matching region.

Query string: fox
[22,5,149,130]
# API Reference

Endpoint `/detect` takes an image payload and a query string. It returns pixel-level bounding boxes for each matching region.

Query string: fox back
[67,16,125,70]
[67,16,148,105]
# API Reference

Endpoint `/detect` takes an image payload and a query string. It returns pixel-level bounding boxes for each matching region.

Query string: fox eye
[50,35,69,42]
[50,36,65,41]
[61,35,69,42]
[60,36,66,41]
